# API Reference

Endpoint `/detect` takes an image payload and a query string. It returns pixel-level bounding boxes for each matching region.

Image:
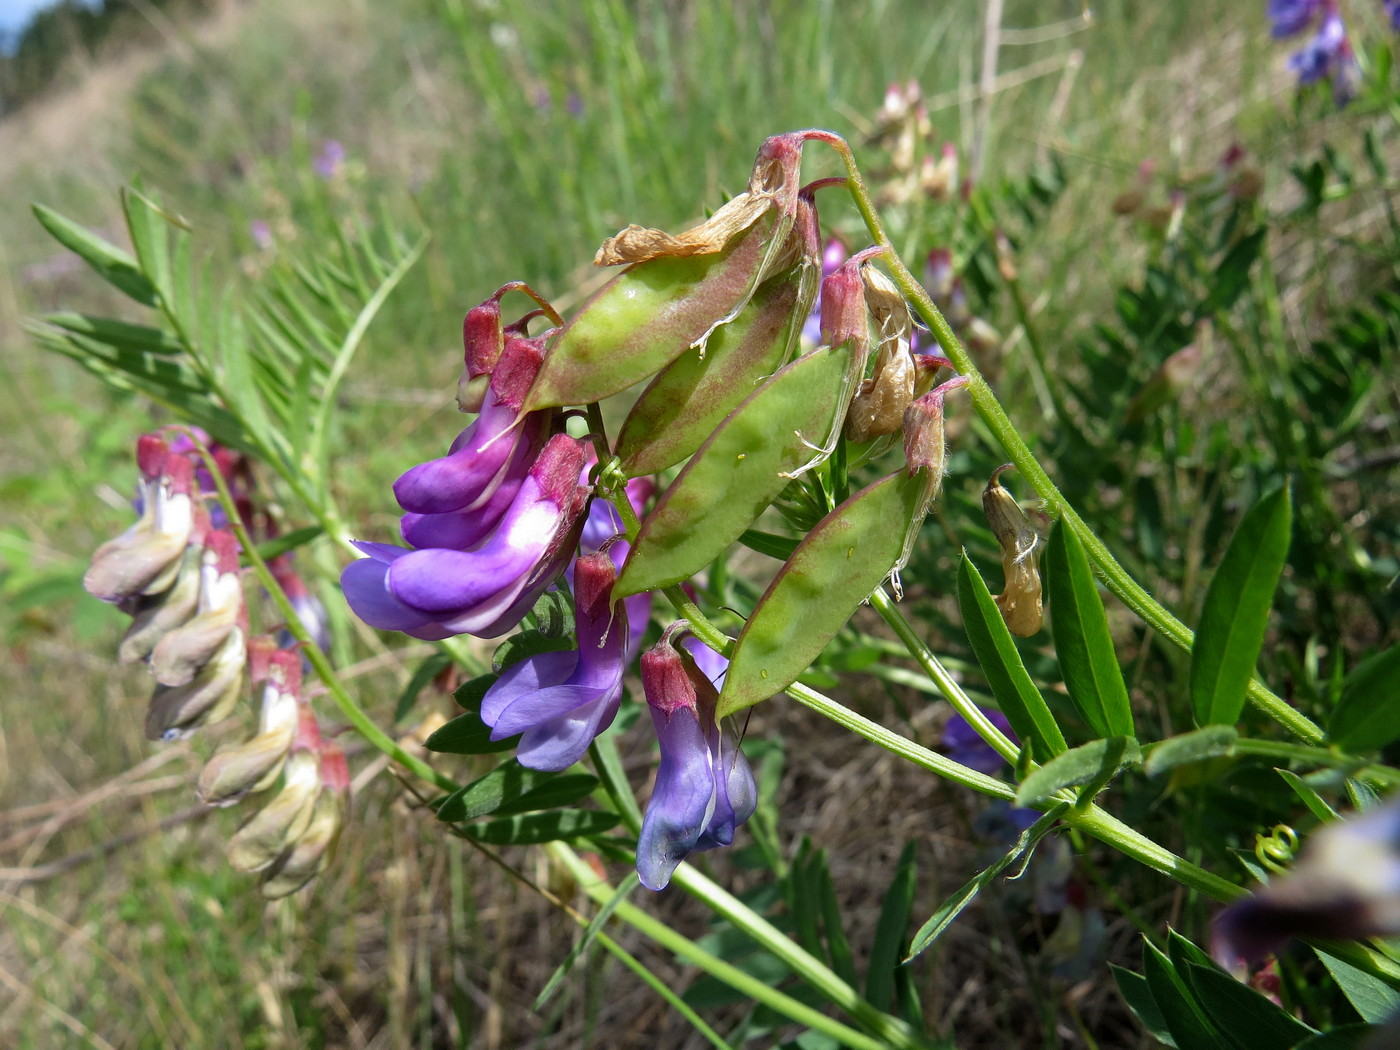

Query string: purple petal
[696,727,756,851]
[637,707,718,891]
[515,686,623,771]
[480,650,579,726]
[392,401,531,515]
[341,557,442,633]
[388,489,557,613]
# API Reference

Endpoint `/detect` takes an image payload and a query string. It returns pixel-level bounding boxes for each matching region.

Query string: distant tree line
[0,0,221,115]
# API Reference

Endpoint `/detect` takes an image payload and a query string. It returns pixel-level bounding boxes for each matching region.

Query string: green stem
[870,587,1020,766]
[1232,739,1400,786]
[548,844,921,1050]
[820,133,1325,746]
[192,437,458,793]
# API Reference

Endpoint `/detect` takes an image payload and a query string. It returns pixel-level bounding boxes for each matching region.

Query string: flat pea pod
[522,211,777,411]
[615,341,853,598]
[718,469,927,719]
[615,262,810,478]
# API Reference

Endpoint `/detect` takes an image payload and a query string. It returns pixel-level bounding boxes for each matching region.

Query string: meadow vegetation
[1,1,1397,1047]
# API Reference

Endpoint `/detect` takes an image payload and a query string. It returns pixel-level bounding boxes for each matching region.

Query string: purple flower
[478,551,628,771]
[571,467,654,660]
[1289,12,1347,82]
[942,708,1017,776]
[342,434,589,640]
[1267,0,1325,37]
[249,220,273,249]
[636,628,757,890]
[1387,0,1400,32]
[394,332,550,525]
[313,140,345,179]
[1214,797,1400,968]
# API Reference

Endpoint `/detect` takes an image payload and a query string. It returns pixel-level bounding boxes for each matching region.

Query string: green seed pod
[615,199,820,478]
[718,469,928,719]
[615,340,854,598]
[523,134,809,411]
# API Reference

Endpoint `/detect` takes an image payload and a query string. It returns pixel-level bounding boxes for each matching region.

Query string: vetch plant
[31,116,1400,1047]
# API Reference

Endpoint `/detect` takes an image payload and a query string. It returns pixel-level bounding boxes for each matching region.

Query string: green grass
[3,0,1398,1046]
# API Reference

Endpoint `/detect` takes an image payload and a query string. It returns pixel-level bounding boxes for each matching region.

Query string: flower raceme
[636,628,757,891]
[479,550,627,771]
[342,432,589,640]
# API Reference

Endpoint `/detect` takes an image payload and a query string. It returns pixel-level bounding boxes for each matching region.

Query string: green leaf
[42,313,183,355]
[1276,768,1340,823]
[1315,947,1400,1024]
[435,760,598,823]
[1199,228,1266,317]
[425,710,519,756]
[1112,965,1178,1048]
[1045,522,1134,738]
[455,809,620,845]
[865,841,916,1014]
[1190,485,1292,726]
[394,653,453,724]
[957,554,1067,760]
[718,469,925,719]
[31,204,157,306]
[1291,1027,1385,1050]
[1144,726,1239,778]
[1328,647,1400,752]
[813,855,857,988]
[1014,737,1140,807]
[492,630,576,673]
[453,673,497,712]
[251,525,323,563]
[618,340,853,598]
[1184,962,1316,1048]
[738,528,799,560]
[1142,941,1229,1050]
[906,805,1067,962]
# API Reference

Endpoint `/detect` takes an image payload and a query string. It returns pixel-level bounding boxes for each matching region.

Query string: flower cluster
[1267,0,1361,105]
[85,431,345,897]
[344,131,977,889]
[341,291,590,641]
[636,627,756,890]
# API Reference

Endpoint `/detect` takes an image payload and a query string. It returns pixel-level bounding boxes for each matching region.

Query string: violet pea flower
[636,628,757,891]
[393,328,551,521]
[479,550,627,771]
[1267,0,1325,38]
[342,434,588,640]
[572,466,655,661]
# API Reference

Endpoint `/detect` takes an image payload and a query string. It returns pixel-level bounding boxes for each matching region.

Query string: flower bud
[85,436,198,603]
[116,520,207,665]
[149,530,245,688]
[259,745,349,899]
[197,650,303,806]
[983,468,1045,637]
[226,719,324,874]
[145,628,246,741]
[457,296,505,413]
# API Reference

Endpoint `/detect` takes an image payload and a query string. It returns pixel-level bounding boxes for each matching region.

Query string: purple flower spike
[343,434,588,640]
[479,551,627,770]
[1288,12,1347,84]
[636,628,757,890]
